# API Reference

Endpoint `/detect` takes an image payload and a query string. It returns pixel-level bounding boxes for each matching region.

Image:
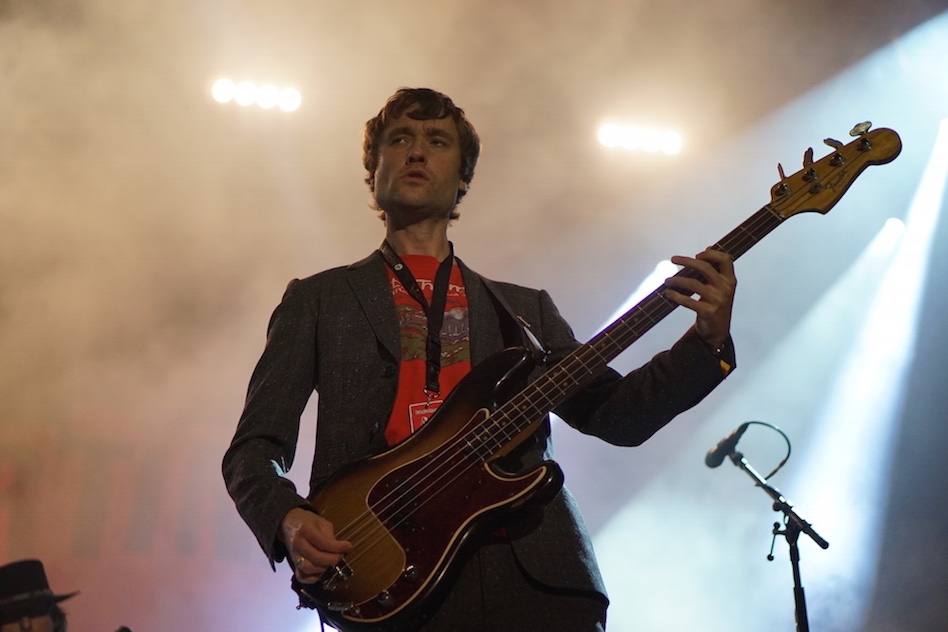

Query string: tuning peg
[803,147,814,168]
[775,163,790,196]
[850,121,872,137]
[823,137,844,150]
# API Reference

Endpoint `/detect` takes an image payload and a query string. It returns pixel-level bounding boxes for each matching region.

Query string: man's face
[0,614,54,632]
[372,111,465,222]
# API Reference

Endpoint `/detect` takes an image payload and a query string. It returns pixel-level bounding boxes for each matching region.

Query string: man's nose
[406,140,426,163]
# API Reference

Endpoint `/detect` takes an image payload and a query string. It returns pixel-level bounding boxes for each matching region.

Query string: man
[223,87,736,630]
[0,560,74,632]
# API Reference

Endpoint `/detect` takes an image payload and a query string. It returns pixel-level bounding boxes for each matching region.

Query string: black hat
[0,560,78,623]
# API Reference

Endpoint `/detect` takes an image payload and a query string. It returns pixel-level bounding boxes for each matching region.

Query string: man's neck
[385,220,451,260]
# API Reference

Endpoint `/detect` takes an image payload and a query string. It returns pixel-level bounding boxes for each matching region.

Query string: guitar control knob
[376,591,394,608]
[401,565,419,582]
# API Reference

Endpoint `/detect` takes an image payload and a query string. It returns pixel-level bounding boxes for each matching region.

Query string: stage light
[598,123,683,155]
[660,130,683,155]
[211,78,302,111]
[211,78,236,103]
[597,123,622,147]
[278,87,302,112]
[233,81,257,106]
[256,84,280,109]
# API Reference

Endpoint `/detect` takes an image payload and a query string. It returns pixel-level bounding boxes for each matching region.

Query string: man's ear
[458,181,468,192]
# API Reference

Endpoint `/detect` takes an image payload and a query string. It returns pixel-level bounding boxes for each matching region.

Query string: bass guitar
[295,123,902,630]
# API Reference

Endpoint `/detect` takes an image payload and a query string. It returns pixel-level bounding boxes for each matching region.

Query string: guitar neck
[497,205,783,428]
[487,126,903,452]
[590,203,785,364]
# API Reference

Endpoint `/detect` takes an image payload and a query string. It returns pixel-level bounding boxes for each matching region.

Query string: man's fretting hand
[663,248,736,350]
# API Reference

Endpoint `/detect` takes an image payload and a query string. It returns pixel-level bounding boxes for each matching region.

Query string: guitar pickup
[320,560,354,591]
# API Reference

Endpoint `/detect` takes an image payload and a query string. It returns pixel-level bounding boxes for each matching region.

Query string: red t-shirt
[384,255,472,446]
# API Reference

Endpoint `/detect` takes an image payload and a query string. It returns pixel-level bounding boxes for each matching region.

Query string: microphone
[705,422,749,468]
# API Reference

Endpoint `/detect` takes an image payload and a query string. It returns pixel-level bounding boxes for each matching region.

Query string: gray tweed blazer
[222,250,732,598]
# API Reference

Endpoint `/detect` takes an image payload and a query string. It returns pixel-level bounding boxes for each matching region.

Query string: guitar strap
[378,240,549,369]
[378,240,455,395]
[473,270,550,366]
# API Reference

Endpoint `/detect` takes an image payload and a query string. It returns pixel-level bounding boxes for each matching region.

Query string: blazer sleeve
[532,288,736,446]
[221,279,318,567]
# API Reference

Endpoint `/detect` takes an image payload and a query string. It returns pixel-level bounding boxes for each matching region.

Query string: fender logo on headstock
[770,122,902,219]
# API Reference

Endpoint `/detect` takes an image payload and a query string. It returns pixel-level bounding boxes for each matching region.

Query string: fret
[466,128,901,461]
[475,206,793,460]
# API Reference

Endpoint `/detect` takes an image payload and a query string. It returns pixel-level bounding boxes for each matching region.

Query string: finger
[664,275,730,318]
[285,510,352,554]
[292,550,344,584]
[663,275,703,297]
[669,254,736,303]
[664,289,715,316]
[293,541,348,571]
[303,514,352,552]
[315,533,353,555]
[664,274,725,306]
[293,555,320,584]
[696,249,736,279]
[665,288,702,313]
[669,257,721,286]
[294,529,351,555]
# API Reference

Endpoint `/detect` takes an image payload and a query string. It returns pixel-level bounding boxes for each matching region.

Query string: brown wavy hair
[363,88,481,219]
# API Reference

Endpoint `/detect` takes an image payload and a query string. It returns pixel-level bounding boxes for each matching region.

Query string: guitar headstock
[769,123,902,218]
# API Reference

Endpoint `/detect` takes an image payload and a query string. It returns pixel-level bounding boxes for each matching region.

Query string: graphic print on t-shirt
[385,255,471,446]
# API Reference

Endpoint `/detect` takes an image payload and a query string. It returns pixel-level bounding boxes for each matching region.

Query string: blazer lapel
[346,252,507,368]
[346,251,400,361]
[459,259,506,367]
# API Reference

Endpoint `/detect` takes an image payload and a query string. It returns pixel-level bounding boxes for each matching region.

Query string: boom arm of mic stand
[727,451,829,550]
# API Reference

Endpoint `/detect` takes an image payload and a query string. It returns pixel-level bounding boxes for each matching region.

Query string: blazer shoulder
[285,251,383,295]
[458,260,544,304]
[478,276,553,315]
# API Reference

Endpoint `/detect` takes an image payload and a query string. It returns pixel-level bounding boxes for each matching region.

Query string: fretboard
[485,203,785,450]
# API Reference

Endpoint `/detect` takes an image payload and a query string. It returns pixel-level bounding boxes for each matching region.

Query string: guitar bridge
[320,559,354,592]
[327,601,358,615]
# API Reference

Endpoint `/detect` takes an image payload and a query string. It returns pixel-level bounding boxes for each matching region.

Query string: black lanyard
[379,240,455,395]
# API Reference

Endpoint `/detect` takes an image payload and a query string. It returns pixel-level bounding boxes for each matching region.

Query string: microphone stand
[727,450,829,632]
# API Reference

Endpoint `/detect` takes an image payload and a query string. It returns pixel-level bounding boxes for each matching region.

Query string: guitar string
[327,195,802,578]
[321,145,868,588]
[323,204,783,577]
[334,130,899,608]
[327,197,796,580]
[332,131,894,556]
